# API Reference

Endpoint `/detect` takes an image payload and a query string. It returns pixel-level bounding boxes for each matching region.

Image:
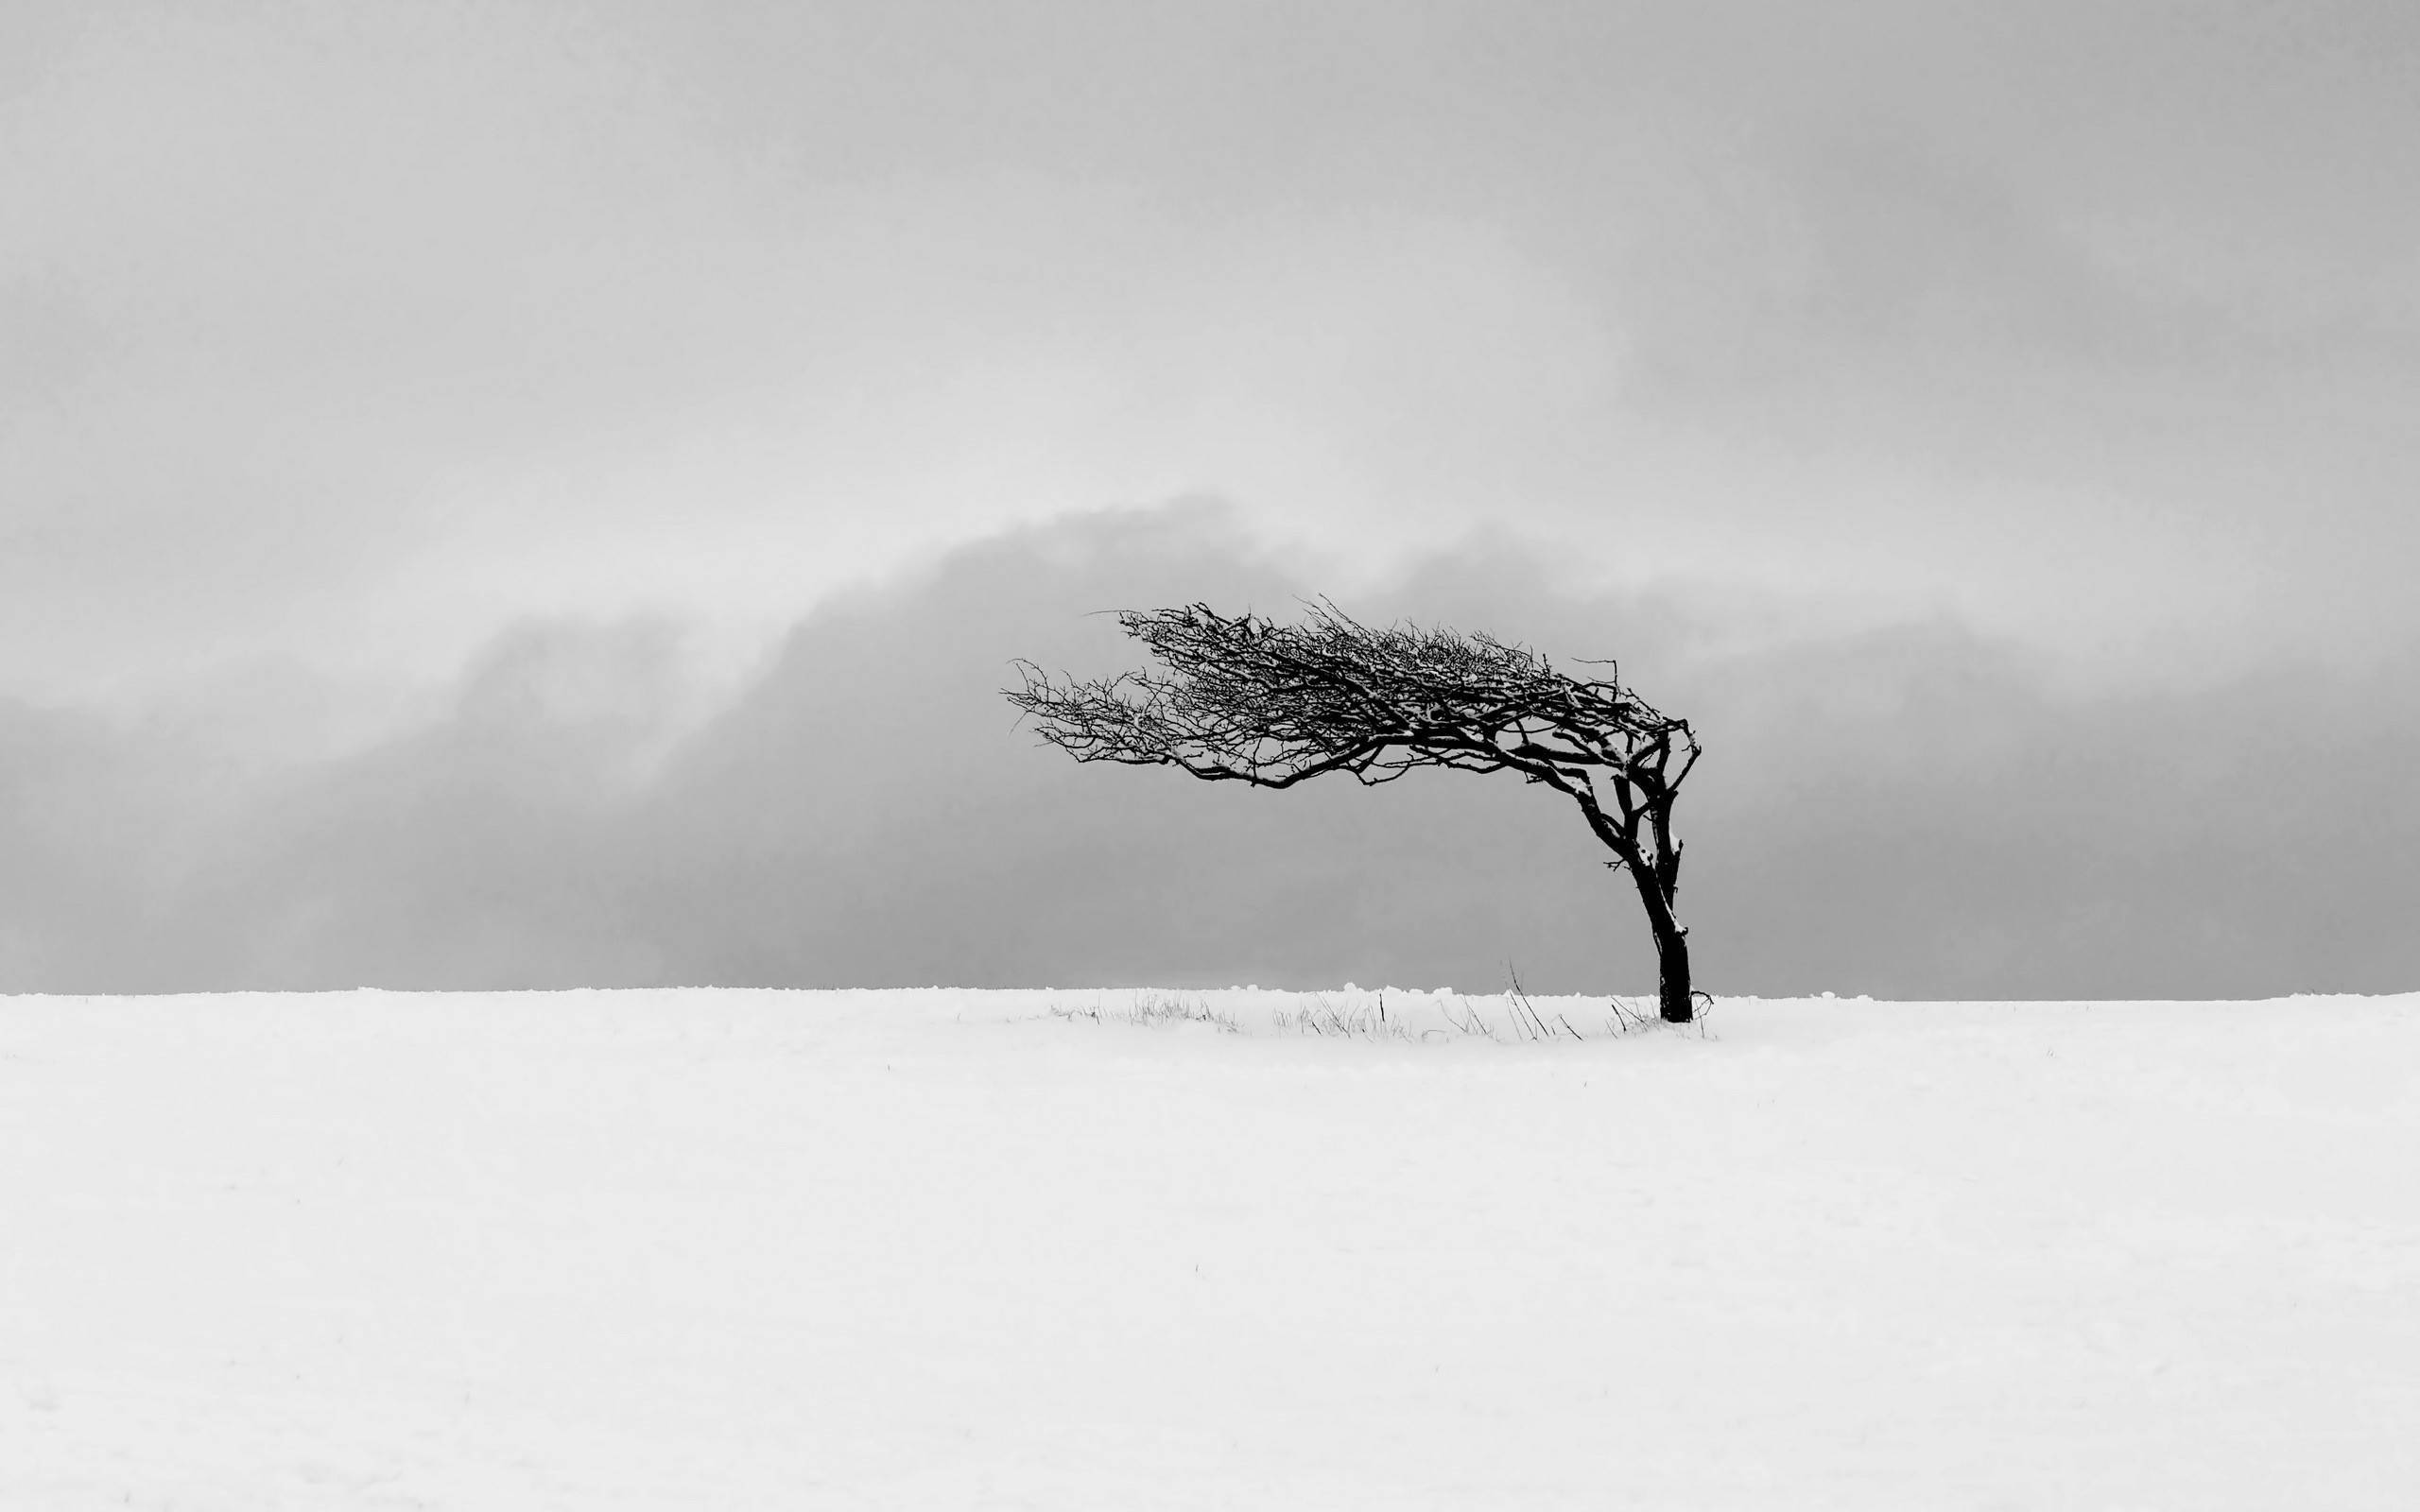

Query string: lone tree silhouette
[1005,600,1706,1023]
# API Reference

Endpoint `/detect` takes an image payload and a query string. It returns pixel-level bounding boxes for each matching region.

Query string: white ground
[3,987,2415,1510]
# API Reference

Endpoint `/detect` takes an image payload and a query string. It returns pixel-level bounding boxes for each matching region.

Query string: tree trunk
[1620,855,1695,1023]
[1651,914,1693,1023]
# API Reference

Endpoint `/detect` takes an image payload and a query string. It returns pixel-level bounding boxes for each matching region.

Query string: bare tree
[1005,600,1706,1022]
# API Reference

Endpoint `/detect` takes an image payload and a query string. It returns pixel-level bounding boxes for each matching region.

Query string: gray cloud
[6,2,2418,706]
[6,501,2413,998]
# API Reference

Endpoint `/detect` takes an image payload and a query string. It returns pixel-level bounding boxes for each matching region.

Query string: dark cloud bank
[6,502,2414,999]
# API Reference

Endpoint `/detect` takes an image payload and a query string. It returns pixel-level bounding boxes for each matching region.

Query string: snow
[4,986,2416,1508]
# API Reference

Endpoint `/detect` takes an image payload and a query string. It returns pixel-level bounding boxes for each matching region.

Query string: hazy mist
[5,502,2411,998]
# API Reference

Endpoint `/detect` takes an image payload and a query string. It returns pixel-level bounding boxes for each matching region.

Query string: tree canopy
[1007,599,1705,1021]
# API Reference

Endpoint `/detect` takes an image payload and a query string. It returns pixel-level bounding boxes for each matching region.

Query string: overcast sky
[5,2,2416,995]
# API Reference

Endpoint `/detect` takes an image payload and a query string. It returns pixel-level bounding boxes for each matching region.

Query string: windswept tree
[1005,601,1706,1022]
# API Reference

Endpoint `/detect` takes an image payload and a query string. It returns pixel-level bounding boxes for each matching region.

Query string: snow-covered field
[4,987,2415,1509]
